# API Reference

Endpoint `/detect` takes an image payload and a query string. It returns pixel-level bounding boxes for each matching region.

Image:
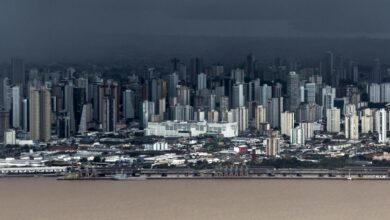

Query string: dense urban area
[2,52,390,179]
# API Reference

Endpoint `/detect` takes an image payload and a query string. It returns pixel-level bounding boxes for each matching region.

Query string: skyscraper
[255,105,267,130]
[232,83,244,109]
[0,77,4,108]
[264,130,280,156]
[304,83,316,103]
[102,96,117,132]
[237,106,248,133]
[287,71,300,111]
[64,82,75,134]
[322,86,336,117]
[29,87,51,142]
[123,90,135,120]
[321,51,334,86]
[375,109,387,143]
[10,57,25,85]
[326,108,340,133]
[300,122,314,140]
[197,73,207,91]
[246,53,256,79]
[260,84,272,106]
[281,111,295,136]
[57,113,71,138]
[361,108,374,134]
[11,86,20,128]
[190,58,203,86]
[22,99,29,131]
[0,108,10,142]
[291,126,305,146]
[369,83,380,103]
[267,97,283,129]
[345,113,359,140]
[170,104,193,121]
[371,58,382,83]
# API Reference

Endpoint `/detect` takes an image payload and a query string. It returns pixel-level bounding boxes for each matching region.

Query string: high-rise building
[78,103,92,134]
[350,61,359,83]
[168,72,179,99]
[375,108,387,143]
[369,83,380,103]
[207,110,219,123]
[73,87,86,134]
[345,114,359,140]
[304,83,316,103]
[264,130,280,156]
[102,96,117,132]
[281,111,295,136]
[0,77,5,108]
[22,99,28,131]
[140,101,149,129]
[291,126,305,146]
[123,90,135,120]
[246,53,256,79]
[322,86,336,117]
[190,58,203,86]
[11,86,20,128]
[371,58,382,83]
[300,122,314,140]
[272,82,283,98]
[296,103,322,123]
[232,84,244,109]
[2,78,11,111]
[170,105,193,121]
[321,51,334,86]
[0,108,10,142]
[10,57,25,85]
[259,84,272,106]
[255,105,267,130]
[344,104,356,116]
[219,96,229,113]
[197,73,207,91]
[287,71,300,111]
[29,87,51,142]
[230,107,248,133]
[57,113,71,138]
[231,68,245,84]
[209,94,216,111]
[361,108,374,134]
[39,87,52,142]
[267,97,283,129]
[64,82,76,134]
[326,108,340,133]
[380,83,390,103]
[177,86,191,106]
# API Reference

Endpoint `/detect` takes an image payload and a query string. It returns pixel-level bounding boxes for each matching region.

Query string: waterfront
[0,178,390,220]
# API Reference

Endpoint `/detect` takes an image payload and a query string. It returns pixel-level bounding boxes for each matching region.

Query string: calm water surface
[0,178,389,220]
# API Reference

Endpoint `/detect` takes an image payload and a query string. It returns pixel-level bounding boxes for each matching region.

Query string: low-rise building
[145,121,238,138]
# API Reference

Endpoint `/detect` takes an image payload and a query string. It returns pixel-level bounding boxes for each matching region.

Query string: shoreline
[0,175,387,181]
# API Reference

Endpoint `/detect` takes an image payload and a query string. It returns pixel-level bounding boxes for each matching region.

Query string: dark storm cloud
[1,0,390,62]
[171,0,390,35]
[1,0,390,36]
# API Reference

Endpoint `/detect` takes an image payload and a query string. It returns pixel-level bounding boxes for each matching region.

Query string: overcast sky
[1,0,390,62]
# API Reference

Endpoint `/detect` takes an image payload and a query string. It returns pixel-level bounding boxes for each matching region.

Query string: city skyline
[2,1,390,220]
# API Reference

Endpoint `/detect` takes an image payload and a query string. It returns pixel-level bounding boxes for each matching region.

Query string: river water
[0,178,389,220]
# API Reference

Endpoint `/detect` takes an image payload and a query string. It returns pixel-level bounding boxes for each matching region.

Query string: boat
[111,170,146,181]
[111,173,128,180]
[346,170,352,181]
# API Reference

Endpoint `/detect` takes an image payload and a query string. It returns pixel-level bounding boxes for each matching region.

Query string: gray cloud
[1,0,390,62]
